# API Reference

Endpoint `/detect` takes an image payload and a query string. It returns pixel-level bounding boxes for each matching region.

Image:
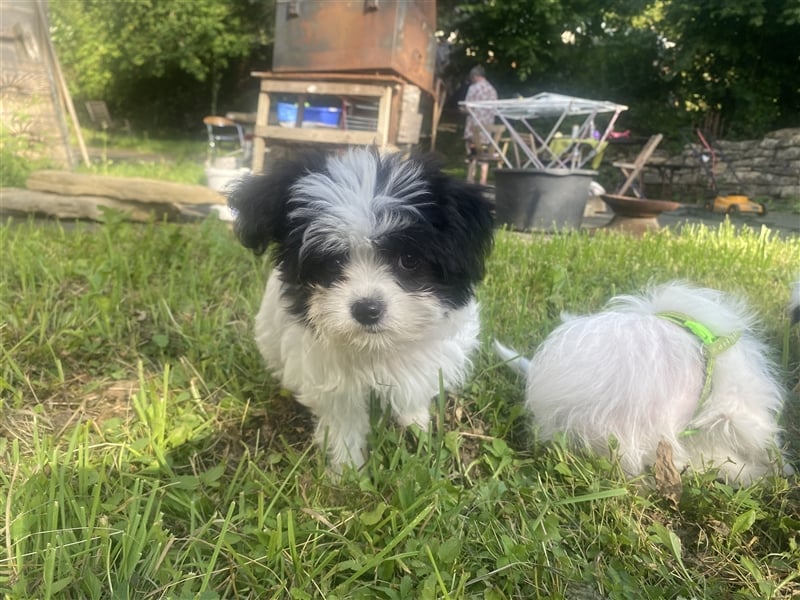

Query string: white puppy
[230,148,493,470]
[495,282,792,484]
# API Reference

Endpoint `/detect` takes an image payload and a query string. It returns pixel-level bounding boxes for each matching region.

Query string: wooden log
[0,188,193,221]
[26,171,226,205]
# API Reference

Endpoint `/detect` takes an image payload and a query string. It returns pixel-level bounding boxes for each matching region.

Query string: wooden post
[377,85,393,149]
[252,84,271,174]
[430,79,446,152]
[35,0,91,168]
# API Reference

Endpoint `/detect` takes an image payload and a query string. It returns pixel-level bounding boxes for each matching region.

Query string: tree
[658,0,800,137]
[50,0,798,138]
[51,0,275,131]
[439,0,800,137]
[437,0,675,132]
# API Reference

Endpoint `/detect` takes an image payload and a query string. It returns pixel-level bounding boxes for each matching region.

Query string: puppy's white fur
[255,269,481,466]
[496,282,791,484]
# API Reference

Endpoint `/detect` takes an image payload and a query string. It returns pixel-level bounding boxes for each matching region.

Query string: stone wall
[646,128,800,201]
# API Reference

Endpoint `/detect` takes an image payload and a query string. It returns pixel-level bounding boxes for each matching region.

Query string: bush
[0,126,52,188]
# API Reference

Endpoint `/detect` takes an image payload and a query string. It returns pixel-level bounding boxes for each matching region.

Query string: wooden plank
[397,113,423,145]
[0,188,185,222]
[26,171,226,205]
[253,125,382,146]
[616,133,664,197]
[430,79,446,151]
[252,89,271,174]
[259,79,388,97]
[252,70,408,86]
[397,85,422,144]
[377,86,393,150]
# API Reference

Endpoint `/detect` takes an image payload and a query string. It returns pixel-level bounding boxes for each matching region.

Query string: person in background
[462,65,498,186]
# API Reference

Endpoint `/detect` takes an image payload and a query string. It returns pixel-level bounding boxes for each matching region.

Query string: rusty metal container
[272,0,436,94]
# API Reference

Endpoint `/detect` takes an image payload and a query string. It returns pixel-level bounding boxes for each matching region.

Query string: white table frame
[460,92,628,171]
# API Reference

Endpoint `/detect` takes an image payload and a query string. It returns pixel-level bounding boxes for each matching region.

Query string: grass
[76,130,207,185]
[1,213,799,599]
[0,126,207,188]
[0,126,54,189]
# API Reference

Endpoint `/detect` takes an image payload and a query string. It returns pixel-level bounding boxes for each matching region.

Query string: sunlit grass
[1,216,798,598]
[77,130,207,184]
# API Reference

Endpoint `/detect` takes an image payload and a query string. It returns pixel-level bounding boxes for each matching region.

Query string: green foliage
[1,217,798,598]
[440,0,800,137]
[659,0,800,137]
[441,0,643,82]
[0,125,52,187]
[47,1,119,101]
[439,0,676,132]
[47,0,799,137]
[443,0,569,80]
[50,0,276,131]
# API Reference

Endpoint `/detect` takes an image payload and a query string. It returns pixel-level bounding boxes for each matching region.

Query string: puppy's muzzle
[350,297,385,326]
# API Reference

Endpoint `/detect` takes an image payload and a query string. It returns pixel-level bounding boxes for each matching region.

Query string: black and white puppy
[230,148,493,470]
[495,282,793,485]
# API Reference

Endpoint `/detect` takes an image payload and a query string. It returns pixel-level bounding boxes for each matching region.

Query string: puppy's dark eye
[398,253,420,271]
[301,252,347,287]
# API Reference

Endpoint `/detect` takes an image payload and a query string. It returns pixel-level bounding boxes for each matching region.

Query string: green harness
[656,311,741,437]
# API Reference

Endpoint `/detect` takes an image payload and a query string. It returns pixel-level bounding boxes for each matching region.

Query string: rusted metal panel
[273,0,436,94]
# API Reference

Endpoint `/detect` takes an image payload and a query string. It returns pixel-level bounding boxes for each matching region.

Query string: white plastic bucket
[204,165,249,193]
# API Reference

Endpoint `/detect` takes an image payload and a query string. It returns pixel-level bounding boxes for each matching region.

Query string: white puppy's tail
[493,339,531,377]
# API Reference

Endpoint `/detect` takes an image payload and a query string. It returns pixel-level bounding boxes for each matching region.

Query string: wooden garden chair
[85,100,131,134]
[611,133,664,198]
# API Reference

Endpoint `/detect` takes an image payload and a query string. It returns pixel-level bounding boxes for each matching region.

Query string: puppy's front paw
[314,418,369,472]
[396,408,431,430]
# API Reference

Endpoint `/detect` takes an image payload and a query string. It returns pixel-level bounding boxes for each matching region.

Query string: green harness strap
[656,311,741,437]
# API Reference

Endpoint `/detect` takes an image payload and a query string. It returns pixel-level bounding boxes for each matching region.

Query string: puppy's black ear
[229,151,328,255]
[228,174,285,255]
[420,155,494,282]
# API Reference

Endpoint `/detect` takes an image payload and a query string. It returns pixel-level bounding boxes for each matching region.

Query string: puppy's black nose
[350,298,385,326]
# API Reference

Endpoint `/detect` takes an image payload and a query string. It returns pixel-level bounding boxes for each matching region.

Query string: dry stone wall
[653,128,800,201]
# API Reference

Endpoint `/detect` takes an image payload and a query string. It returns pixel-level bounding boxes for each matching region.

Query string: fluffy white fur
[255,270,480,466]
[495,282,792,485]
[230,148,493,470]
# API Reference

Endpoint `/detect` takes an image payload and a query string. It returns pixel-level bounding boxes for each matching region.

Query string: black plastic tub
[493,168,597,231]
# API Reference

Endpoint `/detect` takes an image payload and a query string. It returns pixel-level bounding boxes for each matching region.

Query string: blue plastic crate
[277,102,298,124]
[277,103,341,128]
[303,106,341,127]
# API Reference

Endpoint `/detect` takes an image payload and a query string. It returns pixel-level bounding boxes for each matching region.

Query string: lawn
[0,128,208,189]
[1,213,799,599]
